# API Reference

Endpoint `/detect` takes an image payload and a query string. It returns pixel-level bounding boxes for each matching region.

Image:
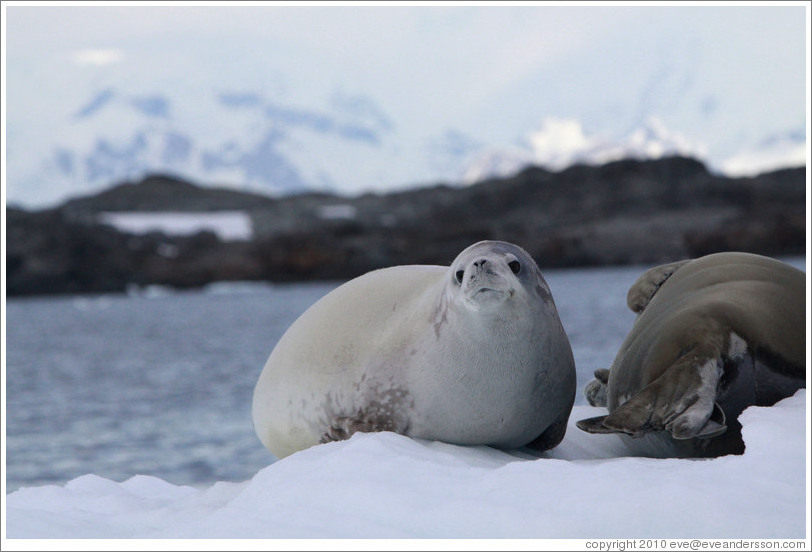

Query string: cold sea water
[4,258,806,493]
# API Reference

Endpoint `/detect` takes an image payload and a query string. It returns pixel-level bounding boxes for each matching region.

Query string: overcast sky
[2,2,808,205]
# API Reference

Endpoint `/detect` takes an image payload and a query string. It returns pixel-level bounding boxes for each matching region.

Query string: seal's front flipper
[584,368,610,407]
[321,416,355,443]
[626,259,691,314]
[320,408,407,444]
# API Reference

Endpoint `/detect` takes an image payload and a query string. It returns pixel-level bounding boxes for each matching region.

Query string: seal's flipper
[626,259,691,314]
[320,409,407,444]
[663,393,727,440]
[688,403,727,439]
[576,415,615,434]
[599,384,661,438]
[601,355,725,440]
[584,368,610,407]
[576,403,727,439]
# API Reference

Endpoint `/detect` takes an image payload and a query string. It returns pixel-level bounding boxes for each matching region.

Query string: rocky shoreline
[6,156,806,296]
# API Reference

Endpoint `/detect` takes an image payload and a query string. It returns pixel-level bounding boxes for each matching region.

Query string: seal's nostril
[473,259,488,268]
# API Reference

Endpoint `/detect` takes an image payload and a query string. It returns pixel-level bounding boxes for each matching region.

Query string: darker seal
[577,252,805,457]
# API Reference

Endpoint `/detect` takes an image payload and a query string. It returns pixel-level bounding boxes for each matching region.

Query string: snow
[318,204,358,220]
[461,117,709,184]
[720,139,808,178]
[5,391,807,541]
[97,211,253,241]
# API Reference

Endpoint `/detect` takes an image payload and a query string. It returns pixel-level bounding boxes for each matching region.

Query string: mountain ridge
[6,156,806,296]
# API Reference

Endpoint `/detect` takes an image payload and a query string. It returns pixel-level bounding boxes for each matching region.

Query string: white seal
[253,240,576,458]
[577,252,805,457]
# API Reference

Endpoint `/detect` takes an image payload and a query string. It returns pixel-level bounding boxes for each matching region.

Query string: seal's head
[449,241,550,311]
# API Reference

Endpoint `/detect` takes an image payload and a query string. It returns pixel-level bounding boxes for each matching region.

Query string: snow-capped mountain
[461,119,807,185]
[461,117,711,184]
[9,84,806,210]
[19,87,399,205]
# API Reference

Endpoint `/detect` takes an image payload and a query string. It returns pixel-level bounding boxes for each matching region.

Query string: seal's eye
[455,270,464,284]
[508,260,521,274]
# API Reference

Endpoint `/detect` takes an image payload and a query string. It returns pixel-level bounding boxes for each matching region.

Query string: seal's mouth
[474,287,503,295]
[468,286,514,304]
[463,285,513,311]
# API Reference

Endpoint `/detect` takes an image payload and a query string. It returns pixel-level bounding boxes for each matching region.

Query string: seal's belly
[718,350,805,423]
[404,355,566,448]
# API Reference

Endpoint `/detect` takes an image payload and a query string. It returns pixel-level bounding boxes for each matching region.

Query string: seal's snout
[460,256,514,307]
[469,259,501,284]
[470,258,499,278]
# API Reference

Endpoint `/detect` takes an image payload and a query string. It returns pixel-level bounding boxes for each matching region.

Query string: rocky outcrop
[6,158,806,296]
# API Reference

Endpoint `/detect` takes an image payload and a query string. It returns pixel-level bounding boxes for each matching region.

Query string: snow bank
[5,392,807,540]
[318,204,357,220]
[97,211,253,241]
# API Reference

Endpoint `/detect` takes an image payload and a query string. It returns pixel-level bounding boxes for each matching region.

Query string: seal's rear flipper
[579,356,728,440]
[576,415,615,434]
[576,403,726,439]
[679,403,726,440]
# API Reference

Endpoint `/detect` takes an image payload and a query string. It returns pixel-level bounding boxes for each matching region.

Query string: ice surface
[5,391,807,540]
